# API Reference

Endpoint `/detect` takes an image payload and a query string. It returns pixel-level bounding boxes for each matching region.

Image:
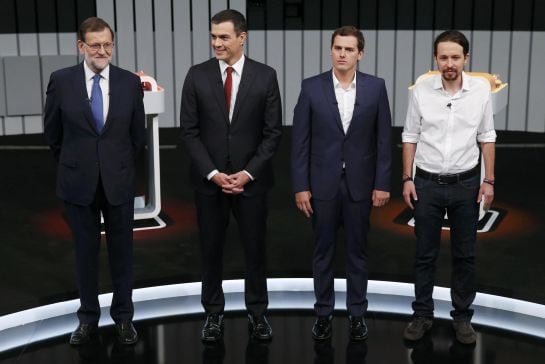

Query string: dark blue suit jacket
[291,71,392,201]
[44,63,146,206]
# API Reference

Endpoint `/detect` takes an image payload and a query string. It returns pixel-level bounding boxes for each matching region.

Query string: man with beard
[401,30,496,344]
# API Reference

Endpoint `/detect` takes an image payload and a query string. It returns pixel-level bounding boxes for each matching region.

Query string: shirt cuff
[207,169,219,180]
[243,170,254,181]
[477,130,497,143]
[401,132,420,143]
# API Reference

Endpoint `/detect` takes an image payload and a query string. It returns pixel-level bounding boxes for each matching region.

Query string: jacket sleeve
[291,80,312,193]
[43,72,63,162]
[374,79,392,192]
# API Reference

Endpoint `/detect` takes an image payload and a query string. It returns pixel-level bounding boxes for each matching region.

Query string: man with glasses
[44,17,145,346]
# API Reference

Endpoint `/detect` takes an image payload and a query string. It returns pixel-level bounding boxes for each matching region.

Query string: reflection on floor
[2,311,545,364]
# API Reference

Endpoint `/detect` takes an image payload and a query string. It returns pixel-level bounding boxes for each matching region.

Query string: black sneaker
[348,315,368,341]
[452,320,476,344]
[403,316,433,341]
[201,314,224,342]
[312,315,333,340]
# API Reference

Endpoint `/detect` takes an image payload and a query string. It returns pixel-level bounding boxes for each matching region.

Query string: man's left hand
[477,182,494,211]
[372,190,390,207]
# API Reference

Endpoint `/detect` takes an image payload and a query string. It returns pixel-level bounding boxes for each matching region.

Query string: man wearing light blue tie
[44,17,146,346]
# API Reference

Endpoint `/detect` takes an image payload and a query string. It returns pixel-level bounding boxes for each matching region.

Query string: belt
[415,165,479,185]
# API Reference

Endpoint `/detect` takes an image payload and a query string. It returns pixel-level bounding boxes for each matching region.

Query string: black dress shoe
[312,315,333,340]
[116,322,138,345]
[201,314,224,342]
[69,323,98,345]
[247,314,273,340]
[348,315,368,341]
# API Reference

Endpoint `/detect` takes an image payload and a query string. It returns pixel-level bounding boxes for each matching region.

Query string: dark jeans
[412,173,480,321]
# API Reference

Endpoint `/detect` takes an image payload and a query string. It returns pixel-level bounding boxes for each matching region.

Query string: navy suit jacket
[44,63,146,206]
[291,71,392,201]
[180,57,282,196]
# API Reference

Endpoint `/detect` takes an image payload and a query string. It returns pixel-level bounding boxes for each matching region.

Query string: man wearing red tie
[180,9,282,342]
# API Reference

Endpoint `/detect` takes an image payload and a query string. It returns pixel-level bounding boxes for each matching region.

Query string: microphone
[447,102,452,109]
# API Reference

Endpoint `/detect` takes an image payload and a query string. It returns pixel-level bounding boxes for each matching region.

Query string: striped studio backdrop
[0,0,544,135]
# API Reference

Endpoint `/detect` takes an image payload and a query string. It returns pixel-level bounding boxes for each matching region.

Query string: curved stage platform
[2,279,545,363]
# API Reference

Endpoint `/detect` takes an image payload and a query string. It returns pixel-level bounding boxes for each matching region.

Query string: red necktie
[224,67,233,114]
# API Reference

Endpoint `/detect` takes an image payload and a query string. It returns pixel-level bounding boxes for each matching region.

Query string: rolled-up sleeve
[477,93,496,143]
[402,89,421,143]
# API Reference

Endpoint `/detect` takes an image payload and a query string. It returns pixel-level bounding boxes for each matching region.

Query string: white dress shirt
[333,71,357,134]
[402,72,496,174]
[83,61,110,123]
[219,55,245,122]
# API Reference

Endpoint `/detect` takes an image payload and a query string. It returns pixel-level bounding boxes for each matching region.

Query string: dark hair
[434,30,469,55]
[78,17,114,42]
[211,9,247,35]
[331,26,365,52]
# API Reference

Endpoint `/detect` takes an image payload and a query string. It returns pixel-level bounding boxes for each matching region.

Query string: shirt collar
[332,70,357,90]
[433,71,470,92]
[83,61,110,81]
[219,54,245,76]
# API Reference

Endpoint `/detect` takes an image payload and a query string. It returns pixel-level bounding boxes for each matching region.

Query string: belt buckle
[436,175,448,185]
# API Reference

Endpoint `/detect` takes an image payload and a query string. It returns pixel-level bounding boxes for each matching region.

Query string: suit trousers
[64,177,135,324]
[311,175,372,317]
[412,173,479,321]
[194,190,269,316]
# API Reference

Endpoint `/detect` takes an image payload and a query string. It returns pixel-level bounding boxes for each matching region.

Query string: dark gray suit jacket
[180,57,282,196]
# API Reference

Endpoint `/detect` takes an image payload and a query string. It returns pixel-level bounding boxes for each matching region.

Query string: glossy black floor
[2,311,545,364]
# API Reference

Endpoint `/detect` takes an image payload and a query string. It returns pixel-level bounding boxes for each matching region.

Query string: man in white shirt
[401,30,496,345]
[292,26,392,341]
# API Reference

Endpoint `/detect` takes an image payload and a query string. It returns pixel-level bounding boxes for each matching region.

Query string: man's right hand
[402,180,418,209]
[295,191,313,218]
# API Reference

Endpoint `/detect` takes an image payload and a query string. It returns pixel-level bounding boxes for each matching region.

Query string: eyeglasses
[82,42,114,53]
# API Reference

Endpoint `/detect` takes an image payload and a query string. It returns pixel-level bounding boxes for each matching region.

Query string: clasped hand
[212,171,250,195]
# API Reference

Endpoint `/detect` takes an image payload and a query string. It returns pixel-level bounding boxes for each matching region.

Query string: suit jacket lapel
[320,72,344,133]
[72,63,98,134]
[102,65,118,135]
[231,58,256,125]
[346,72,366,137]
[205,59,230,124]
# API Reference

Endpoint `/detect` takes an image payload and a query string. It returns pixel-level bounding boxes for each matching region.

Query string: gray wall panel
[394,31,415,126]
[507,31,531,131]
[38,34,59,55]
[527,32,545,132]
[211,0,228,17]
[0,34,19,134]
[58,33,77,55]
[229,0,246,13]
[320,30,330,73]
[266,31,285,124]
[303,31,321,79]
[285,31,303,126]
[360,30,377,76]
[192,0,210,64]
[115,0,136,72]
[413,30,434,80]
[24,116,43,134]
[135,0,155,76]
[471,31,491,72]
[490,31,511,130]
[4,56,42,116]
[247,30,266,64]
[376,30,395,113]
[18,34,38,55]
[154,0,175,127]
[173,0,192,127]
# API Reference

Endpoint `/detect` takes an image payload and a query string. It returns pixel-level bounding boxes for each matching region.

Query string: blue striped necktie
[91,74,104,133]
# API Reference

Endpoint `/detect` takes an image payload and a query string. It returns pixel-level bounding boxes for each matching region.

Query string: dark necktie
[224,66,233,114]
[91,74,104,133]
